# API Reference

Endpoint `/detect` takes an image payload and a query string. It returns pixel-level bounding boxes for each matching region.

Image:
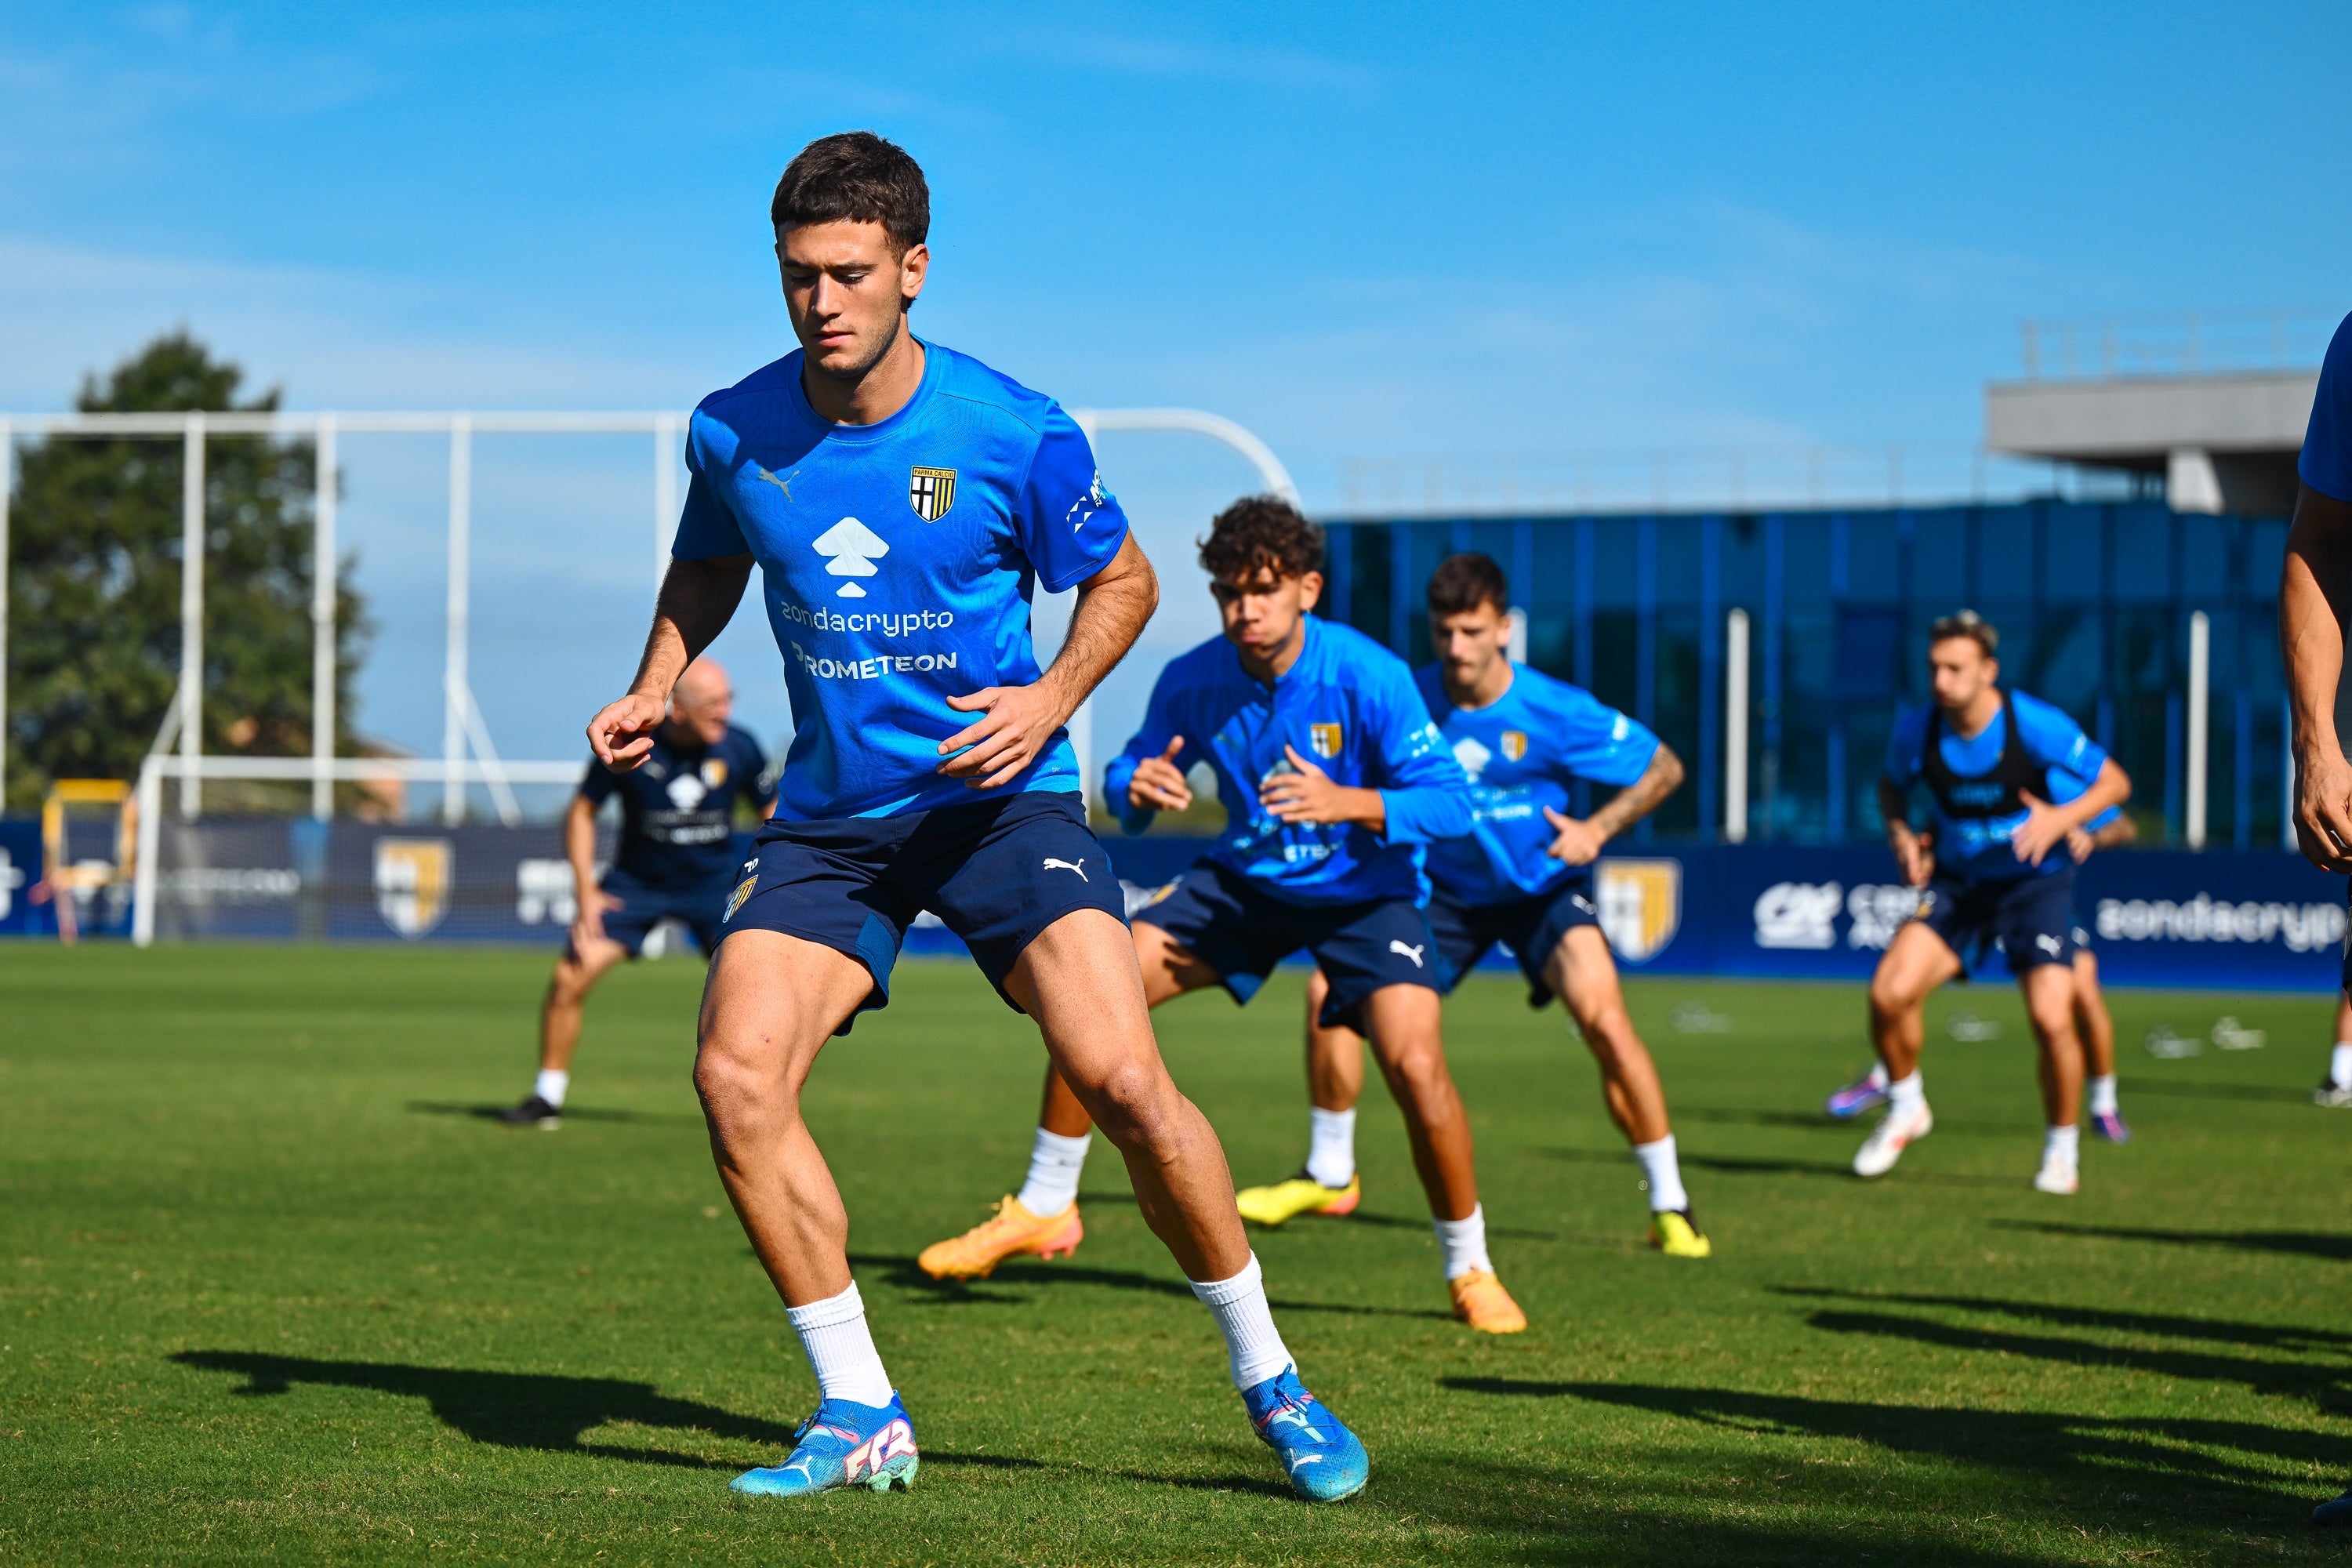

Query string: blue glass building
[1322,502,2289,849]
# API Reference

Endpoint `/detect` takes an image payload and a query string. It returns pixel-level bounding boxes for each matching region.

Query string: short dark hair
[770,132,930,253]
[1428,552,1508,618]
[1199,495,1324,583]
[1929,608,1998,657]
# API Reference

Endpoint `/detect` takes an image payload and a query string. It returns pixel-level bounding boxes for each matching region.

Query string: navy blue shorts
[718,791,1126,1034]
[1426,875,1601,1007]
[1131,859,1439,1030]
[598,869,732,958]
[1914,868,2076,978]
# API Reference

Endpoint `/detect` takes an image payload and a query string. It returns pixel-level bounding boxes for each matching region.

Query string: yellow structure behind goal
[41,779,135,946]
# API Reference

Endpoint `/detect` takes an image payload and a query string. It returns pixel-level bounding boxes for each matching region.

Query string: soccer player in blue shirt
[2280,309,2352,1528]
[499,658,773,1128]
[1830,611,2130,1194]
[1234,554,1710,1258]
[920,499,1530,1333]
[1828,784,2139,1145]
[584,133,1365,1504]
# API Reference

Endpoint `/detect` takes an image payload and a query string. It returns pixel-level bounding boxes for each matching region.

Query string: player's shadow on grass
[848,1253,1454,1320]
[172,1351,793,1469]
[405,1099,707,1131]
[1786,1299,2352,1409]
[1772,1287,2352,1354]
[1674,1105,2028,1138]
[2115,1080,2318,1105]
[1541,1146,2020,1189]
[1991,1218,2352,1261]
[1078,1190,1554,1241]
[1441,1377,2349,1512]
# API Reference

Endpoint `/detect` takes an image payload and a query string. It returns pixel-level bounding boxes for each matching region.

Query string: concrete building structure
[1984,308,2333,515]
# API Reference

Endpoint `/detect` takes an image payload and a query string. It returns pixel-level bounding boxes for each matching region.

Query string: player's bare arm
[2009,758,2130,866]
[941,532,1159,789]
[1541,742,1683,865]
[2282,483,2352,871]
[587,553,754,771]
[1260,745,1388,831]
[563,791,621,950]
[1879,775,1934,886]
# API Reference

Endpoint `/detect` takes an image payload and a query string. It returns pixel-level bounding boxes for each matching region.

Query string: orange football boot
[1449,1268,1528,1334]
[916,1196,1084,1280]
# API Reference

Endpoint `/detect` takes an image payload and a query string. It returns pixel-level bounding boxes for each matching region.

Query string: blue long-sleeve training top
[1104,616,1472,906]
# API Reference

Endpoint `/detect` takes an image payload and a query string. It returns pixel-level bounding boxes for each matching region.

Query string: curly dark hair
[1198,495,1324,583]
[1428,552,1508,618]
[771,131,930,254]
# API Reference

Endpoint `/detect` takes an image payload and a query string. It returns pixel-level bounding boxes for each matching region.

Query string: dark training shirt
[579,724,772,885]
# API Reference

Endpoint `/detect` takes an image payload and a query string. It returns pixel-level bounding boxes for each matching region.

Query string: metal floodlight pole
[2186,610,2210,850]
[444,415,473,826]
[652,416,679,597]
[1724,608,1750,844]
[311,416,337,820]
[179,415,206,819]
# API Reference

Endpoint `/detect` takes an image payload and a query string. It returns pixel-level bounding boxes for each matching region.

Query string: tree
[5,332,369,814]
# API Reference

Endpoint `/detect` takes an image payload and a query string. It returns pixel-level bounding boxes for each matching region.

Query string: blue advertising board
[0,819,53,938]
[1095,837,2349,993]
[24,809,2346,994]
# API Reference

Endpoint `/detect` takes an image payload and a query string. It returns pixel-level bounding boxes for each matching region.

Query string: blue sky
[3,2,2347,777]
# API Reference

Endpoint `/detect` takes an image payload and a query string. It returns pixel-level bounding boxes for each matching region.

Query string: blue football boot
[1242,1367,1368,1502]
[1825,1069,1891,1119]
[2315,1487,2352,1526]
[731,1393,918,1497]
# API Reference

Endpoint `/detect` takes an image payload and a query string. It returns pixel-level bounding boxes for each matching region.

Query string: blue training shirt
[1414,663,1661,905]
[1105,617,1474,906]
[2302,310,2352,504]
[672,341,1129,821]
[580,724,773,885]
[1884,691,2107,882]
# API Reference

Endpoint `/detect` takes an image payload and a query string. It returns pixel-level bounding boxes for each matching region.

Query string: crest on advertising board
[1596,858,1681,964]
[375,837,452,938]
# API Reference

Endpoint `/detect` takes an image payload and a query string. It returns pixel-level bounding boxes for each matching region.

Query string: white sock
[534,1069,569,1109]
[1305,1106,1357,1188]
[1887,1071,1925,1116]
[1014,1127,1090,1216]
[1432,1203,1493,1280]
[2088,1074,2118,1116]
[2043,1123,2080,1165]
[1189,1253,1293,1391]
[1867,1063,1889,1090]
[2332,1043,2352,1089]
[1632,1134,1689,1213]
[785,1282,895,1408]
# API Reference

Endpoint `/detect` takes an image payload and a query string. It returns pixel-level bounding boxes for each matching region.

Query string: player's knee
[1381,1040,1454,1106]
[1867,970,1922,1018]
[1079,1058,1178,1149]
[691,1037,792,1124]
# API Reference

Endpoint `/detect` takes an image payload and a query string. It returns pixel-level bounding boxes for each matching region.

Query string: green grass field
[4,942,2351,1565]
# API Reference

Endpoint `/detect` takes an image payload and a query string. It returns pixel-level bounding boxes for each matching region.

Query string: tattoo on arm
[1588,744,1685,838]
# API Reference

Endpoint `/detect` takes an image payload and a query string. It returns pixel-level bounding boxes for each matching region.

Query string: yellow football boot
[1448,1268,1528,1334]
[916,1196,1083,1280]
[1235,1172,1362,1227]
[1649,1209,1712,1259]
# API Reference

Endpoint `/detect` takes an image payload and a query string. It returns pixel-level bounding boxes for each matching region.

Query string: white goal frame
[0,406,1297,942]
